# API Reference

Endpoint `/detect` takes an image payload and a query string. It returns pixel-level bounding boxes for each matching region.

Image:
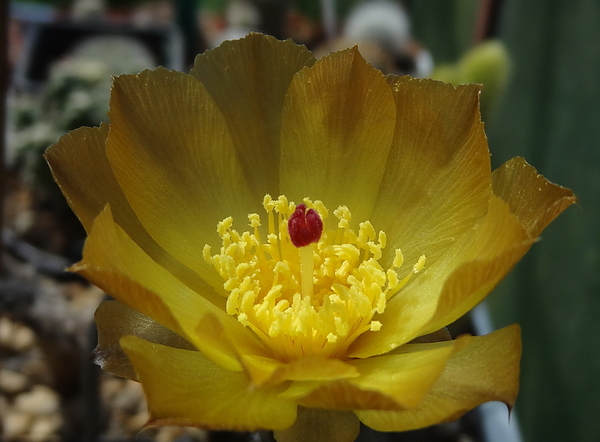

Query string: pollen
[203,195,426,361]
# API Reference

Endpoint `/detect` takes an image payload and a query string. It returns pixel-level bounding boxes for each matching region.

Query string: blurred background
[0,0,598,441]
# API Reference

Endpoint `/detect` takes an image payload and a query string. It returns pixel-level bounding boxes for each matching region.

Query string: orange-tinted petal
[279,47,396,223]
[356,325,521,432]
[45,124,212,298]
[372,76,490,270]
[351,196,529,357]
[190,33,315,199]
[120,336,297,431]
[93,300,195,380]
[106,68,255,292]
[492,157,577,238]
[274,407,359,442]
[75,205,267,371]
[45,123,112,232]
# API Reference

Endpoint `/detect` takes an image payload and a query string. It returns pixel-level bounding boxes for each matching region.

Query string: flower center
[203,195,425,361]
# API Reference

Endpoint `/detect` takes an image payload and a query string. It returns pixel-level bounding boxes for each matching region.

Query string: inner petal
[204,195,425,362]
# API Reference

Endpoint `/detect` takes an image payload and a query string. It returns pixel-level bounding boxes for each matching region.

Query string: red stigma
[288,204,323,248]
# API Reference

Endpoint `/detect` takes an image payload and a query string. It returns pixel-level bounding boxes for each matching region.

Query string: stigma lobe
[288,204,323,247]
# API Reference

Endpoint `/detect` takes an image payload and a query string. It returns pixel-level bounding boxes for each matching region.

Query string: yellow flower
[45,33,575,442]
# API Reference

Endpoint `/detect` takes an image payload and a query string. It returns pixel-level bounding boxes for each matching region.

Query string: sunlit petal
[121,336,297,431]
[74,205,268,371]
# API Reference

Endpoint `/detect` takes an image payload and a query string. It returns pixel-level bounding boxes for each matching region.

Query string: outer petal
[93,300,195,380]
[356,325,521,432]
[352,156,576,358]
[105,68,255,292]
[44,121,214,299]
[274,408,359,442]
[351,197,529,357]
[120,336,297,431]
[492,157,576,238]
[279,47,396,223]
[190,33,315,199]
[347,338,464,409]
[44,123,113,232]
[75,205,268,371]
[283,338,465,411]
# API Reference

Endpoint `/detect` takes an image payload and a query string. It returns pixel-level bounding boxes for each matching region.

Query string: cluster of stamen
[203,195,425,361]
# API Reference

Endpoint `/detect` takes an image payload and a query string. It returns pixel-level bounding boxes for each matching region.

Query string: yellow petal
[45,123,112,232]
[372,76,491,271]
[239,355,286,386]
[347,338,462,409]
[351,196,529,357]
[120,336,297,431]
[190,33,315,199]
[241,355,359,387]
[44,124,211,298]
[427,161,575,333]
[492,157,577,238]
[93,300,195,380]
[282,380,400,411]
[75,205,267,371]
[422,243,532,335]
[276,357,360,382]
[274,407,359,442]
[105,67,255,292]
[285,338,464,411]
[194,313,250,373]
[356,325,521,432]
[279,47,396,223]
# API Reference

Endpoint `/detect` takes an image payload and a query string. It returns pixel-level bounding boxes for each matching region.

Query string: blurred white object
[342,0,432,77]
[321,0,337,41]
[210,0,259,48]
[413,46,434,78]
[343,0,411,56]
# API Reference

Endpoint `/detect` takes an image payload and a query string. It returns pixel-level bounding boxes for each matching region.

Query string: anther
[287,203,323,247]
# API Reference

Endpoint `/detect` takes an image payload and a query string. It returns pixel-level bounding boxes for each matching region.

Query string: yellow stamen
[299,244,315,299]
[204,195,426,361]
